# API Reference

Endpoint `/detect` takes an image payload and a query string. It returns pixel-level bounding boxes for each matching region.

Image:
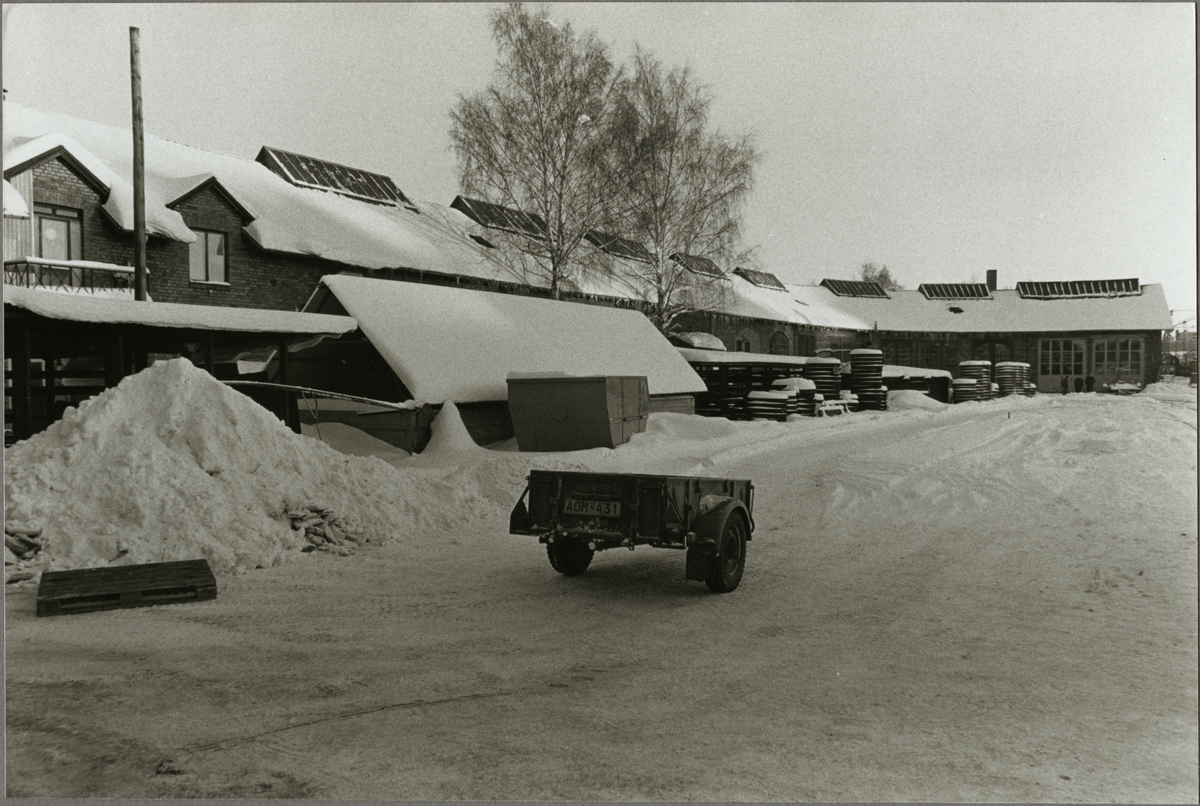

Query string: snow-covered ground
[4,361,1197,801]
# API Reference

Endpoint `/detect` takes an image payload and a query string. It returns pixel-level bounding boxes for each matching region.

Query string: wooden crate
[36,559,217,617]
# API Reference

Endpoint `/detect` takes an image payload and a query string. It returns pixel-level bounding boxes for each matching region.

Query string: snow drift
[3,359,419,574]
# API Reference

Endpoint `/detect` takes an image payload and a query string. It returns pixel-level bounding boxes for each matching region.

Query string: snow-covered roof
[789,284,1174,333]
[3,178,29,218]
[3,131,196,242]
[720,275,1171,333]
[316,274,707,403]
[677,347,810,366]
[4,284,357,335]
[3,102,1170,337]
[2,103,527,284]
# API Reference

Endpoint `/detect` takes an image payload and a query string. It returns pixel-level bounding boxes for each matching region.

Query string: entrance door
[1038,338,1085,392]
[1092,337,1143,390]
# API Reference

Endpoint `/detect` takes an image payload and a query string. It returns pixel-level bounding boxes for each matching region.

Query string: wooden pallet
[36,559,217,617]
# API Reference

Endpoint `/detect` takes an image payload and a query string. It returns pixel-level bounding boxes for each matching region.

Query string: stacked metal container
[952,377,981,403]
[804,357,843,402]
[849,348,887,411]
[994,361,1030,397]
[746,390,791,421]
[792,378,819,416]
[770,377,806,416]
[959,360,994,400]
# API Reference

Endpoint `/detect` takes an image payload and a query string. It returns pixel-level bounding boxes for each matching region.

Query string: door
[1038,338,1086,392]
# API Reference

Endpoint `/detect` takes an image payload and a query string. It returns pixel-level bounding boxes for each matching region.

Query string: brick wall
[154,186,330,310]
[29,159,336,311]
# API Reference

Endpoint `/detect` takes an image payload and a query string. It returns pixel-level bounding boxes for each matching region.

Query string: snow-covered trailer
[510,470,755,593]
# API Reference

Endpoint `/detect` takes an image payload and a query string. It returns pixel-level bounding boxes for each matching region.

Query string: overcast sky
[3,3,1195,324]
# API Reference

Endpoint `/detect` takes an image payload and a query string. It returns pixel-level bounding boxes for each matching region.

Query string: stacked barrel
[746,390,791,421]
[959,360,994,401]
[849,348,887,411]
[795,379,819,416]
[952,378,981,403]
[771,377,804,416]
[994,361,1030,397]
[805,357,843,403]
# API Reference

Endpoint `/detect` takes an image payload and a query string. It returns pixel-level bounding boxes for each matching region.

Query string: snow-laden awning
[4,284,357,335]
[316,274,707,403]
[3,178,29,218]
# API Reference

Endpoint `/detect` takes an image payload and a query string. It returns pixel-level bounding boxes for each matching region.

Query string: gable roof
[313,274,706,403]
[2,103,527,283]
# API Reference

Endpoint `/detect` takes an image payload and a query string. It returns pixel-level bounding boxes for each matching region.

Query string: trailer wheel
[705,512,748,593]
[547,539,594,576]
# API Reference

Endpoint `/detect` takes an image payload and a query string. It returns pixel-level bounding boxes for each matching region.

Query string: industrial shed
[679,273,1172,392]
[296,275,707,445]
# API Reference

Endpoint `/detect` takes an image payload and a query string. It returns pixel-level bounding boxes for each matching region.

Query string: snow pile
[3,359,420,576]
[888,389,949,411]
[1142,380,1197,403]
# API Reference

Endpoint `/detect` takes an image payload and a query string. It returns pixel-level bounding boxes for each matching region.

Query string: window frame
[33,203,83,262]
[189,229,229,285]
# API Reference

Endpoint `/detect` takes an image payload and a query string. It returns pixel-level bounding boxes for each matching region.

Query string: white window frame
[189,229,228,284]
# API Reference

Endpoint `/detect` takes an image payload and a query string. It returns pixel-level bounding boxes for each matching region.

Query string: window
[34,204,82,261]
[1093,337,1142,380]
[768,331,790,356]
[734,330,758,353]
[189,230,227,283]
[1039,339,1084,376]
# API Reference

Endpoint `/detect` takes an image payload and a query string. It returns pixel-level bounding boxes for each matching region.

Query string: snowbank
[4,359,419,575]
[888,389,949,411]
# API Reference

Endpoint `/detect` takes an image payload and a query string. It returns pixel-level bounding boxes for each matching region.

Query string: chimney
[986,270,997,291]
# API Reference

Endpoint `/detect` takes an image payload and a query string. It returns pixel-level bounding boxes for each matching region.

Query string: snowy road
[5,389,1197,801]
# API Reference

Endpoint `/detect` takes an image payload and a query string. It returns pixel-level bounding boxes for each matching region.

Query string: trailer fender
[685,498,751,581]
[509,485,532,535]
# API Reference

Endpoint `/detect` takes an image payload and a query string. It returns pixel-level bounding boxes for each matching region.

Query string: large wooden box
[507,375,649,452]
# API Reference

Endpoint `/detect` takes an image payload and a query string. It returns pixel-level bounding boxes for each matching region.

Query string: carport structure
[3,286,356,443]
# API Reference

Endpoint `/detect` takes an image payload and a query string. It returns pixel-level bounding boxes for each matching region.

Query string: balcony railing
[3,257,144,297]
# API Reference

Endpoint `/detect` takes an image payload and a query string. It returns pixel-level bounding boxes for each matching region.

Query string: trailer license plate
[563,499,621,518]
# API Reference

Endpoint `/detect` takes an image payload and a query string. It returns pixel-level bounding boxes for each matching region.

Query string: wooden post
[278,337,299,432]
[205,333,216,377]
[105,329,126,388]
[130,27,148,302]
[11,322,33,441]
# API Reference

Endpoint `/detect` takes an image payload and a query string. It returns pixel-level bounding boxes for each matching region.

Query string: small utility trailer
[510,470,755,592]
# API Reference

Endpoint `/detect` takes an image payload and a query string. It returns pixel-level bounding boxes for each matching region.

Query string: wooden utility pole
[130,26,147,301]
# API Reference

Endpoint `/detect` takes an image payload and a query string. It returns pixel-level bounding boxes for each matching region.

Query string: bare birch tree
[608,48,760,331]
[449,3,622,297]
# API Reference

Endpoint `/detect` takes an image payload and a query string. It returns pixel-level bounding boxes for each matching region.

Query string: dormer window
[189,229,227,284]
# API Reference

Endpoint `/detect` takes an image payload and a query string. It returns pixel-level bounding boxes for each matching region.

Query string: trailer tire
[547,539,594,576]
[705,511,748,593]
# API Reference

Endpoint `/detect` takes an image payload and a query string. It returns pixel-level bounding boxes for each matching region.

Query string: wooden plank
[36,559,216,617]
